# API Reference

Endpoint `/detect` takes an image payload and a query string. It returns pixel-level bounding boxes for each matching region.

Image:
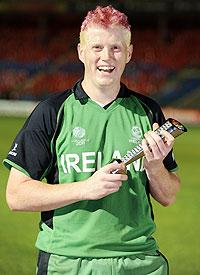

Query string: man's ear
[126,44,133,63]
[77,43,84,63]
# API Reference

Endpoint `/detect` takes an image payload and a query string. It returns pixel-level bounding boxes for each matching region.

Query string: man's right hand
[6,163,127,212]
[81,162,128,200]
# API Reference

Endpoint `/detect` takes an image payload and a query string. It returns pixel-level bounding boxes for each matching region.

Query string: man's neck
[81,79,120,105]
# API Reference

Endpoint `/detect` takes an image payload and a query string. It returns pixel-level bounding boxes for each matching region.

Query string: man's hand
[141,123,180,206]
[81,162,128,200]
[6,163,127,212]
[141,123,175,171]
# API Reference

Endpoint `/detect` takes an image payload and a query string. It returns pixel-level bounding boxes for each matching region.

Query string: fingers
[101,163,128,181]
[104,180,123,190]
[141,138,153,161]
[144,131,166,158]
[142,124,175,161]
[84,162,128,200]
[104,173,128,182]
[161,129,174,146]
[152,122,159,131]
[102,162,126,175]
[97,162,128,190]
[152,123,174,146]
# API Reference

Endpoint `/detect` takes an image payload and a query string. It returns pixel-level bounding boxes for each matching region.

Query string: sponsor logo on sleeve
[8,143,18,157]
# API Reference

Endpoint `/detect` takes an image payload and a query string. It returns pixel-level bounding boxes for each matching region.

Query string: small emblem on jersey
[129,126,143,144]
[72,127,89,146]
[73,127,86,139]
[8,143,18,157]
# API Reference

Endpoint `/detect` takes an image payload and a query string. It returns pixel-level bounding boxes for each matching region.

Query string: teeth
[98,66,114,70]
[97,66,115,72]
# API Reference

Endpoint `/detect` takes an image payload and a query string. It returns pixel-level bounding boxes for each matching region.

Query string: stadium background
[0,1,199,274]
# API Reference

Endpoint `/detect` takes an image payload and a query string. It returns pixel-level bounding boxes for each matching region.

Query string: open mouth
[97,66,115,73]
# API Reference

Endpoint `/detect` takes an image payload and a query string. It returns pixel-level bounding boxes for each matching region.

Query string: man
[4,5,180,275]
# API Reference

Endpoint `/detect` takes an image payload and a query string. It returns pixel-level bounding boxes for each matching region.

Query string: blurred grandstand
[0,0,199,122]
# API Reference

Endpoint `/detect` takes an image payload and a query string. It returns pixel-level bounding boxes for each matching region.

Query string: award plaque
[111,118,187,174]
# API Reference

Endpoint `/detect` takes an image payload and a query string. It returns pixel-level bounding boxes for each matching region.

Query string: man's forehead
[83,24,127,35]
[81,24,130,44]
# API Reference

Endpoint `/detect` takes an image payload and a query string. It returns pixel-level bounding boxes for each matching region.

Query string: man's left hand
[141,123,174,170]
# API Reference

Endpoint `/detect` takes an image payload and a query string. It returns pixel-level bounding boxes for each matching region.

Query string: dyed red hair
[81,5,131,32]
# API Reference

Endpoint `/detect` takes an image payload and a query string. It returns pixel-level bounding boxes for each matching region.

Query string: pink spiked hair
[80,5,131,32]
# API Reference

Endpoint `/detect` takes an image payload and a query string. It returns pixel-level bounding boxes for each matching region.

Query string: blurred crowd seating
[0,27,200,103]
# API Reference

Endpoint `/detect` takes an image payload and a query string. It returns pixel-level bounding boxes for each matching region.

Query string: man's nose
[101,47,113,60]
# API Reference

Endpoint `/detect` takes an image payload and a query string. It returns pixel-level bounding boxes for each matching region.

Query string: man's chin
[96,77,117,88]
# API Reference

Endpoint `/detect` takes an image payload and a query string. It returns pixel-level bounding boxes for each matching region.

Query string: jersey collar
[72,79,131,101]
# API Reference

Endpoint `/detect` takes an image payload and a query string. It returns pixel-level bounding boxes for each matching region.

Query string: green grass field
[0,116,199,274]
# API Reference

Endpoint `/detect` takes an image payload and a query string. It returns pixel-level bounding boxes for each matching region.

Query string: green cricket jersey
[3,80,178,258]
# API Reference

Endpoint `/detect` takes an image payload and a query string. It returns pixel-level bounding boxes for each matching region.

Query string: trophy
[111,118,187,174]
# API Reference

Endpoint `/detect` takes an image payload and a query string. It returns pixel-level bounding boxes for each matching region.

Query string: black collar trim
[72,79,131,101]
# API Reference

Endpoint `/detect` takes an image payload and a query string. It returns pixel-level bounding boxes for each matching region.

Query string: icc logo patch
[129,126,143,144]
[72,127,86,139]
[72,127,89,146]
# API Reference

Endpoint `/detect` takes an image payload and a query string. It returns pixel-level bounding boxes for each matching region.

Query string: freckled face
[78,26,133,89]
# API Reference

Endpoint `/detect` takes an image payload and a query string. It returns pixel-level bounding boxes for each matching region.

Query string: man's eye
[113,46,121,51]
[93,45,102,50]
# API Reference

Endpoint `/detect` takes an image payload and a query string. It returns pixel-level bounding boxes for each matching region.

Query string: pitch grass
[0,116,199,274]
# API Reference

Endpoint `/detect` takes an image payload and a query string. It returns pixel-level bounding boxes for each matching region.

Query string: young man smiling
[4,5,180,275]
[78,22,133,103]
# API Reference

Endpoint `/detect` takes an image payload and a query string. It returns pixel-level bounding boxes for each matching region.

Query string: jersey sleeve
[3,100,57,180]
